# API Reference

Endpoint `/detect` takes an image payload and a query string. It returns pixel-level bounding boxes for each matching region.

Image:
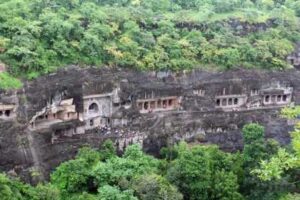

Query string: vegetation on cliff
[0,72,22,89]
[0,0,300,82]
[1,121,299,200]
[253,106,300,183]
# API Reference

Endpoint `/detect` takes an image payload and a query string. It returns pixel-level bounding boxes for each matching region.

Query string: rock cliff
[0,67,299,183]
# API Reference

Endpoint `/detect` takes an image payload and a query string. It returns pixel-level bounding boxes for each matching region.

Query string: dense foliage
[0,72,22,89]
[1,123,299,199]
[0,0,300,81]
[253,106,300,185]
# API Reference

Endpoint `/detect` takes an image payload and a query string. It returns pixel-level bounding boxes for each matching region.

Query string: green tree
[93,144,159,189]
[99,139,117,161]
[76,146,101,165]
[98,185,137,200]
[133,174,183,200]
[32,184,60,200]
[0,173,59,200]
[241,123,289,200]
[167,142,243,200]
[50,158,92,193]
[253,107,300,181]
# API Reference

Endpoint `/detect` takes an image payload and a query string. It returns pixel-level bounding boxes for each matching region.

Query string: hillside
[0,0,300,82]
[1,1,300,199]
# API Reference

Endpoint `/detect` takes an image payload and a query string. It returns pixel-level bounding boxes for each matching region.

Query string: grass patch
[0,72,22,90]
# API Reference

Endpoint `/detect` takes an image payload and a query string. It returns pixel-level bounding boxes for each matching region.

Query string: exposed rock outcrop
[0,67,299,183]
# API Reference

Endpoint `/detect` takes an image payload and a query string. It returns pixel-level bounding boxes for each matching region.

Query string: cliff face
[0,67,299,183]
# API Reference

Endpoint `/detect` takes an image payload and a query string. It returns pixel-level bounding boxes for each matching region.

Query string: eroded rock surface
[0,67,299,183]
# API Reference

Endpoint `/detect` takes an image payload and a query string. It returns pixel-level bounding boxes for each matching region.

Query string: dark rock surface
[0,66,299,183]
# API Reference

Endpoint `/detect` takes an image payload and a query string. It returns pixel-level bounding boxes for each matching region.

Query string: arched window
[89,103,99,113]
[228,98,233,105]
[5,110,10,117]
[265,95,270,103]
[163,100,167,108]
[138,102,143,110]
[150,101,155,109]
[144,102,149,110]
[277,95,282,102]
[157,100,162,108]
[234,98,238,105]
[222,99,227,106]
[168,99,173,106]
[271,95,276,102]
[283,95,287,102]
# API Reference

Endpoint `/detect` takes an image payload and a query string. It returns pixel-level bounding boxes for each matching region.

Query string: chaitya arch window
[88,103,99,113]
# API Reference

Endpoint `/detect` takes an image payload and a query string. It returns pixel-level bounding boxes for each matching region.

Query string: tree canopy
[252,106,300,190]
[1,125,299,200]
[0,0,300,85]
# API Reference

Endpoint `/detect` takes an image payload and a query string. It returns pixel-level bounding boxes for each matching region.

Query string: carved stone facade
[83,93,113,130]
[29,98,78,130]
[136,96,181,113]
[0,104,15,119]
[214,82,293,111]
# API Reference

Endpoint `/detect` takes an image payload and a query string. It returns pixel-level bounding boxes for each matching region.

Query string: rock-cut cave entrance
[88,103,99,113]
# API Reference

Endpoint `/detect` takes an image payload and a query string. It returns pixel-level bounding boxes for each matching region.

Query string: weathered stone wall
[0,66,299,183]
